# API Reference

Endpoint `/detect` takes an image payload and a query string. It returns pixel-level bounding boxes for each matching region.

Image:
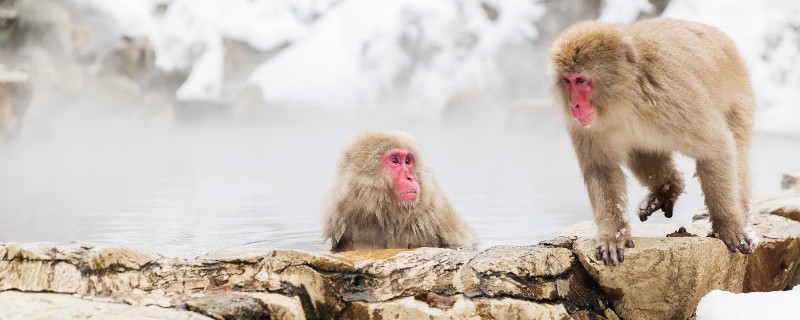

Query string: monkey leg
[695,141,754,254]
[627,151,685,221]
[583,164,634,266]
[727,106,755,220]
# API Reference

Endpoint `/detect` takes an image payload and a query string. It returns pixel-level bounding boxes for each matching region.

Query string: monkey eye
[405,157,412,165]
[391,156,399,164]
[575,77,585,84]
[562,78,570,84]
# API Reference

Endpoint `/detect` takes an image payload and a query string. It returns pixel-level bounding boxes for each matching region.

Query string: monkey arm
[437,215,478,250]
[627,151,685,221]
[572,133,632,265]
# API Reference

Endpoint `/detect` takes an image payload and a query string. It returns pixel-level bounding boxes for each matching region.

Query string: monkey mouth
[574,111,595,127]
[397,191,419,202]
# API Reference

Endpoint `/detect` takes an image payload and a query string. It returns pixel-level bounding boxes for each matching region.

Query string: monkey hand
[594,230,635,266]
[638,184,681,221]
[709,224,755,254]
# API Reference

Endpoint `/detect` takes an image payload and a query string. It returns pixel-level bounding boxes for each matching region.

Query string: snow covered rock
[0,291,211,320]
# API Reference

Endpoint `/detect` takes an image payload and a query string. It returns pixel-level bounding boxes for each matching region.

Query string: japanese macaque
[550,18,756,265]
[322,131,478,252]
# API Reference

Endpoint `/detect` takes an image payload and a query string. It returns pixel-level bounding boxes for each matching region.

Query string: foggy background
[0,0,798,256]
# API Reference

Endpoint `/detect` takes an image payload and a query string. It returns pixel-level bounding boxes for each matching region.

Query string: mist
[0,0,798,255]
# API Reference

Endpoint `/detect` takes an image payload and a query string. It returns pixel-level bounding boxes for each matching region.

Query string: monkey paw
[709,226,756,254]
[637,184,680,221]
[594,232,635,266]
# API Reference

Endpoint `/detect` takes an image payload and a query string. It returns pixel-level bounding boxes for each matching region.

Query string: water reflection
[0,108,797,256]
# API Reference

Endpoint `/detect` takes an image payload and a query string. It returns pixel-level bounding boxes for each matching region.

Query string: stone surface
[574,237,746,320]
[0,291,211,320]
[752,190,800,222]
[0,65,31,140]
[783,171,800,191]
[467,245,574,300]
[346,296,572,320]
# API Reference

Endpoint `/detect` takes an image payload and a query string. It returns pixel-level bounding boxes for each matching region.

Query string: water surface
[0,108,797,255]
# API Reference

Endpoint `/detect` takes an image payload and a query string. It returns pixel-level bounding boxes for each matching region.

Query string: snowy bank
[696,287,800,320]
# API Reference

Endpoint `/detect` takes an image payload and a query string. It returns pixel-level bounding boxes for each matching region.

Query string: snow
[175,34,224,102]
[74,0,338,101]
[599,0,654,24]
[696,288,800,320]
[663,0,800,135]
[247,0,544,112]
[69,0,800,129]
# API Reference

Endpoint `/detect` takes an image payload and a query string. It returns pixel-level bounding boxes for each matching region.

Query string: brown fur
[322,130,478,252]
[550,19,756,264]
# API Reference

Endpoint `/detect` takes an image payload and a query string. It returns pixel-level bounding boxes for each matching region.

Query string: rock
[666,227,698,237]
[240,292,307,320]
[467,245,574,300]
[101,36,156,82]
[782,171,800,191]
[574,237,747,320]
[0,7,19,49]
[14,0,76,61]
[750,190,800,223]
[184,294,270,320]
[345,296,572,320]
[0,65,31,140]
[0,291,211,320]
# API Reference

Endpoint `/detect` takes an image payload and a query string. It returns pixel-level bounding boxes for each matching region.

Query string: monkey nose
[573,104,580,109]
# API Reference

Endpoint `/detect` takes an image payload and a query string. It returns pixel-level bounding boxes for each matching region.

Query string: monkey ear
[620,36,637,64]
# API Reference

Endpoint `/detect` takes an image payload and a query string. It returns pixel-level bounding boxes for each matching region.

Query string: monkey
[322,130,478,252]
[550,18,756,265]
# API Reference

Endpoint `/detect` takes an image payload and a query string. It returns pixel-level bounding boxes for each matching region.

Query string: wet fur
[322,131,478,252]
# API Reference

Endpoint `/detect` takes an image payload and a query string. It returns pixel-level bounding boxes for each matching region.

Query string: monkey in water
[550,18,756,265]
[322,130,478,252]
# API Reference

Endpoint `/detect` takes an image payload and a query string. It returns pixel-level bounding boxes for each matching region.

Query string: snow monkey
[550,18,756,265]
[322,130,478,252]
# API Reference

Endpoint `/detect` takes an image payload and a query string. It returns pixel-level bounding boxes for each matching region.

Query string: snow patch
[696,289,800,320]
[248,0,545,112]
[745,228,760,247]
[599,0,654,24]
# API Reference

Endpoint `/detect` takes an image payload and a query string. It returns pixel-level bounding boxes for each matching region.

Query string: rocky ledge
[2,181,800,320]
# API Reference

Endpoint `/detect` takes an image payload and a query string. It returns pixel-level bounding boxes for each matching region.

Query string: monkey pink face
[382,148,419,203]
[561,72,595,127]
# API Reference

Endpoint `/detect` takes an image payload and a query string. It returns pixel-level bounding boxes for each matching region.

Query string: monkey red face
[382,148,419,203]
[561,72,595,127]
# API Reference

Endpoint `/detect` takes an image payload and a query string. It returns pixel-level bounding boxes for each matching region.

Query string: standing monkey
[322,130,478,252]
[550,18,756,265]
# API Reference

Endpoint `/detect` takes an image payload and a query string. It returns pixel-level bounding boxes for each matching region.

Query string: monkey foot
[637,185,680,221]
[708,227,755,254]
[594,236,635,266]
